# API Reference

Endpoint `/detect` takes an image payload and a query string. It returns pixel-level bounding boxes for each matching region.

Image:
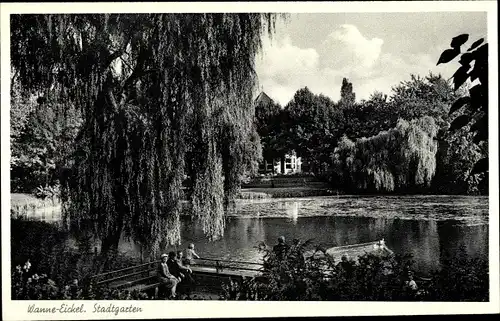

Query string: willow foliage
[333,116,439,192]
[11,14,278,258]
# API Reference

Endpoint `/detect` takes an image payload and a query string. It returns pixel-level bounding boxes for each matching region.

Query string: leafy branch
[437,34,488,175]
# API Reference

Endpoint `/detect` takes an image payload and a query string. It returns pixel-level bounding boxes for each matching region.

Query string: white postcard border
[1,1,498,320]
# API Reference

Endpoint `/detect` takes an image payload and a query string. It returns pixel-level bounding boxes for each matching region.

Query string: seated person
[184,243,200,266]
[157,253,179,299]
[176,251,195,284]
[167,251,192,283]
[405,273,418,291]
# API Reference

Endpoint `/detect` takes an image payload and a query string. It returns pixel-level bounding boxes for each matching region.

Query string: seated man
[167,251,193,283]
[176,251,196,285]
[157,253,179,299]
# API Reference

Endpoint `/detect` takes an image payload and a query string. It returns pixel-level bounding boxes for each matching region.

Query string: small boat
[305,239,394,262]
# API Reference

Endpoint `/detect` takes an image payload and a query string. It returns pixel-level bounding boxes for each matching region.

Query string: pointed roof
[254,92,273,105]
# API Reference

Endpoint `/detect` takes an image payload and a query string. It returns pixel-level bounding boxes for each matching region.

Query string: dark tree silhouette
[339,78,356,107]
[437,34,488,175]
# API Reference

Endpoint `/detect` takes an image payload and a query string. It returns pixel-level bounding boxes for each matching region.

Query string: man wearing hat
[158,253,180,298]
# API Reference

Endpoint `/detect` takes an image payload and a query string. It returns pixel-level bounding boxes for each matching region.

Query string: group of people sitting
[157,243,200,298]
[158,237,290,298]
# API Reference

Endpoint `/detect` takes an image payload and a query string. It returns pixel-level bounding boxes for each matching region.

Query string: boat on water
[304,240,432,282]
[305,239,394,262]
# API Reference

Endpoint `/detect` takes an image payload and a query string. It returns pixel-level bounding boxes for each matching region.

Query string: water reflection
[116,216,488,275]
[436,222,488,264]
[164,197,489,275]
[283,201,300,224]
[16,205,62,223]
[177,217,267,263]
[72,196,489,275]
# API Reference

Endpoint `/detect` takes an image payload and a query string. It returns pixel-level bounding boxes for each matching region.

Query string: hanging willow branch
[11,13,281,259]
[333,116,439,192]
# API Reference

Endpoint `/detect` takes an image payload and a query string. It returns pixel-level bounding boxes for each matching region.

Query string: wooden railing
[89,257,266,295]
[194,257,264,273]
[90,261,159,288]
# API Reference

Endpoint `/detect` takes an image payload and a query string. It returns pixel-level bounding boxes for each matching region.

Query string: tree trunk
[94,231,121,274]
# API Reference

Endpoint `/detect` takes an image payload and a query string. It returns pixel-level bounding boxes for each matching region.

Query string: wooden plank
[197,258,263,266]
[191,265,259,278]
[106,269,262,298]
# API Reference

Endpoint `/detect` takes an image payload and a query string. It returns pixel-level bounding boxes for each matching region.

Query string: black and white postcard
[1,1,498,320]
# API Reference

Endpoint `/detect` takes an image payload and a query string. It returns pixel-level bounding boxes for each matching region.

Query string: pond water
[117,195,489,275]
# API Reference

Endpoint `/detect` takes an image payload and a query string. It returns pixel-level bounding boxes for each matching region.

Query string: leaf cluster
[437,34,488,175]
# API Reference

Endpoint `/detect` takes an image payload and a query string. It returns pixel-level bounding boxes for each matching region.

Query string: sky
[254,12,487,106]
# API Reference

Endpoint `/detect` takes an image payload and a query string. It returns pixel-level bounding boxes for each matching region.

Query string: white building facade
[259,150,302,175]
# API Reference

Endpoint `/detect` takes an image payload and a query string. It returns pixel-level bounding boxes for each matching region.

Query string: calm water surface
[118,195,489,274]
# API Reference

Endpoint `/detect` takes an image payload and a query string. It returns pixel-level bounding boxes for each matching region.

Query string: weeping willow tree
[332,116,439,192]
[11,13,279,266]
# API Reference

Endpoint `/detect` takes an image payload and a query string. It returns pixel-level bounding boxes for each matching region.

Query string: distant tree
[437,34,488,176]
[254,95,287,166]
[331,72,486,195]
[389,74,453,127]
[285,87,317,158]
[358,91,392,136]
[337,78,366,140]
[340,91,393,140]
[285,87,337,173]
[433,124,485,195]
[10,78,35,145]
[339,78,356,107]
[332,116,440,193]
[10,79,82,194]
[10,80,37,192]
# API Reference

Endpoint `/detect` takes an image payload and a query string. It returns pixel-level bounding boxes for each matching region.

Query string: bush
[11,259,150,300]
[12,258,212,300]
[12,259,83,300]
[11,217,71,279]
[34,185,60,201]
[426,247,489,301]
[221,239,488,301]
